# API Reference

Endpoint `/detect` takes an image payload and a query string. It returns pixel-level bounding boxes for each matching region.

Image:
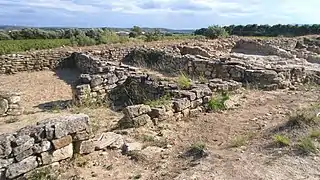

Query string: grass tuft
[177,72,191,89]
[207,92,230,111]
[273,134,290,147]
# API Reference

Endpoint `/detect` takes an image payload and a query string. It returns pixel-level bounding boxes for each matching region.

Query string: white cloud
[0,0,319,28]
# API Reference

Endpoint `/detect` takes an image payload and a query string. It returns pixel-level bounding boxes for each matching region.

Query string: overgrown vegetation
[144,94,171,107]
[0,39,71,55]
[273,134,290,147]
[177,72,191,89]
[297,137,318,154]
[229,131,256,148]
[195,24,320,37]
[195,25,229,39]
[287,105,320,127]
[28,167,56,180]
[207,92,230,111]
[182,142,208,160]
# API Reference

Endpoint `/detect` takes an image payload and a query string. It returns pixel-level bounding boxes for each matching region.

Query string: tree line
[195,24,320,38]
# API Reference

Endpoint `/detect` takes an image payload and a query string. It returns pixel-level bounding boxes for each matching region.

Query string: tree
[204,25,229,39]
[130,26,142,38]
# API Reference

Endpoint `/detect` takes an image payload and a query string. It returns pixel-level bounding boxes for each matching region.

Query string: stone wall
[0,114,93,179]
[0,40,200,74]
[0,92,22,117]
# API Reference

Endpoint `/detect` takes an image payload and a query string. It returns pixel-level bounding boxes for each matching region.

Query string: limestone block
[6,156,38,179]
[123,104,151,118]
[33,140,52,154]
[52,135,72,150]
[0,134,14,158]
[74,139,96,155]
[132,114,152,127]
[173,98,191,112]
[52,143,73,162]
[95,132,124,150]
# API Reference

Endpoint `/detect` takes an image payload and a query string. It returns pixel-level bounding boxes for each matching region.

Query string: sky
[0,0,319,29]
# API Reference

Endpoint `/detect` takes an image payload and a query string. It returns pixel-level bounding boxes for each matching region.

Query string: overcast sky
[0,0,319,29]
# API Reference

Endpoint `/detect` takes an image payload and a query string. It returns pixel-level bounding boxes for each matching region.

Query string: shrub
[203,25,229,39]
[273,134,290,147]
[207,92,230,111]
[177,72,191,89]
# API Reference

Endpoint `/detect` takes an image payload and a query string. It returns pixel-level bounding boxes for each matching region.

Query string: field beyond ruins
[0,35,320,180]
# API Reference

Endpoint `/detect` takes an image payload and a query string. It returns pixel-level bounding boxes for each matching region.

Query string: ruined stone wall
[0,92,23,117]
[0,40,194,74]
[0,114,94,179]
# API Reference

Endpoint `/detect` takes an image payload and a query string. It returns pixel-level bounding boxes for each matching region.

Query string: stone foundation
[0,92,23,117]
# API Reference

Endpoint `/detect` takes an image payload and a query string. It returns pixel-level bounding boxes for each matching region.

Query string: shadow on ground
[35,100,72,111]
[54,68,81,86]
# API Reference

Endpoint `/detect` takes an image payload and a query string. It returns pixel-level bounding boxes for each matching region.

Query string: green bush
[204,25,229,39]
[177,72,191,89]
[207,92,230,111]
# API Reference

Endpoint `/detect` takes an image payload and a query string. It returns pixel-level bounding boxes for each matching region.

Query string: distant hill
[0,25,195,34]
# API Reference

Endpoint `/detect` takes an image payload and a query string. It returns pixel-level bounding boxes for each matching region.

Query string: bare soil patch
[51,87,320,180]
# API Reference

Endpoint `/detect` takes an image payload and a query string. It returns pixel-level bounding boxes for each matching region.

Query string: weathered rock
[182,108,190,117]
[122,142,143,154]
[148,107,166,119]
[95,132,124,150]
[140,146,164,159]
[33,140,52,154]
[0,134,14,158]
[0,98,8,115]
[7,95,20,104]
[15,148,34,162]
[52,135,72,150]
[80,74,92,84]
[52,143,73,162]
[173,98,191,112]
[90,75,103,88]
[72,130,93,141]
[74,139,96,155]
[191,85,212,99]
[190,108,202,117]
[38,114,90,139]
[40,152,52,165]
[132,114,152,127]
[16,125,45,142]
[0,158,14,169]
[123,104,151,118]
[6,156,38,179]
[191,99,203,108]
[13,137,34,156]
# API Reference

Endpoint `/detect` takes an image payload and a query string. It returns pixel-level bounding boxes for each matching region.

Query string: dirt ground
[1,71,320,180]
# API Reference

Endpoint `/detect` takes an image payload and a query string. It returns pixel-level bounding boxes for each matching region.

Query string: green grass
[310,130,320,138]
[230,135,248,148]
[297,137,318,154]
[207,92,230,111]
[28,167,56,180]
[177,72,191,89]
[144,94,171,107]
[273,135,290,147]
[0,39,71,55]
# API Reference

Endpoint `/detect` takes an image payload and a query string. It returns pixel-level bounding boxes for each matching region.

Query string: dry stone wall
[0,114,93,179]
[0,92,22,117]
